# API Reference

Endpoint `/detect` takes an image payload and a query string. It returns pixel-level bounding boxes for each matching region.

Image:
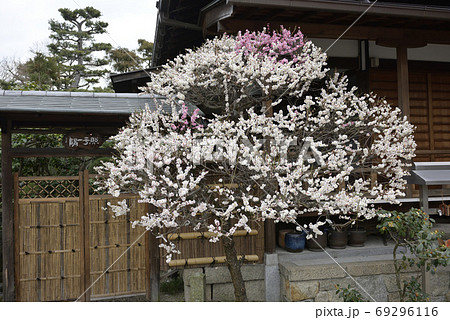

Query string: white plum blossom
[95,27,415,301]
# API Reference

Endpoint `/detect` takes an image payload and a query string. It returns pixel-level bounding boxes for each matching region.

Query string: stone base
[183,265,265,302]
[280,260,450,302]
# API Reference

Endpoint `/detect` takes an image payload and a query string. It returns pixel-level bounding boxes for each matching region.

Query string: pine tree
[23,52,61,90]
[48,6,112,89]
[109,48,141,73]
[137,39,153,69]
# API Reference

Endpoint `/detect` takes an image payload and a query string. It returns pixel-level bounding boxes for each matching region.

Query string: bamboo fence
[13,172,264,301]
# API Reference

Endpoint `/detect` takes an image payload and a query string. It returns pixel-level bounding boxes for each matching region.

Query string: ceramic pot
[348,229,367,247]
[278,229,295,249]
[285,231,306,252]
[328,229,348,249]
[307,231,327,251]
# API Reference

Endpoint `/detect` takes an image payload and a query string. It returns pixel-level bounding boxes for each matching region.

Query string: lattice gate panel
[88,195,147,299]
[15,174,82,302]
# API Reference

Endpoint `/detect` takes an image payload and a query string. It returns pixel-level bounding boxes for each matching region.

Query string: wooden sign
[63,131,103,150]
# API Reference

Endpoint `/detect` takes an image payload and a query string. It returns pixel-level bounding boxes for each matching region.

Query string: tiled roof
[0,90,198,115]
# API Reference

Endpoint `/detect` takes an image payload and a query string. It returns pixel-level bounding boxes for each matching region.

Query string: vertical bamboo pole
[2,120,15,301]
[13,172,20,301]
[82,170,91,301]
[78,171,86,301]
[78,170,91,301]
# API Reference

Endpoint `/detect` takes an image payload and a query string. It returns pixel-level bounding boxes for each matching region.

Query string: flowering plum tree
[96,27,416,301]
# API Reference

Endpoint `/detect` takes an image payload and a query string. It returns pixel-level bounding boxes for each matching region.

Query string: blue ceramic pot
[285,231,306,252]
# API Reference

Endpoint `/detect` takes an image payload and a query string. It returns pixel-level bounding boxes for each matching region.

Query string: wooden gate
[13,171,149,301]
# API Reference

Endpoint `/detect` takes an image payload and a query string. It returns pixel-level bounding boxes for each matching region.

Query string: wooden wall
[369,69,450,162]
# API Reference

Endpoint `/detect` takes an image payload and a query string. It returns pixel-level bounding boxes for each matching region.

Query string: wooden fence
[13,171,264,301]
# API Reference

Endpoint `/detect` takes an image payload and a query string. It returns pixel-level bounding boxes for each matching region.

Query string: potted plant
[278,228,295,249]
[328,222,349,249]
[285,230,307,252]
[348,219,367,247]
[307,229,328,251]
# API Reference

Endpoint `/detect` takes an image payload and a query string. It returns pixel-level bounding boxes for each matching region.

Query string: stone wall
[280,260,450,302]
[182,265,265,301]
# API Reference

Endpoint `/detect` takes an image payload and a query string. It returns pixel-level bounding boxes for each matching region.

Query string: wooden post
[396,46,410,120]
[145,204,160,301]
[2,120,15,301]
[264,100,276,254]
[396,46,413,197]
[78,170,91,301]
[427,73,435,161]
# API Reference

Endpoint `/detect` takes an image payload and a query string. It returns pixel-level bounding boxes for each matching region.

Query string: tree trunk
[222,235,248,301]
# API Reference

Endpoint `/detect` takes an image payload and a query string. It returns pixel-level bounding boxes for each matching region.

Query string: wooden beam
[396,47,410,120]
[212,19,450,45]
[10,147,115,158]
[226,0,450,21]
[12,128,119,136]
[2,120,15,301]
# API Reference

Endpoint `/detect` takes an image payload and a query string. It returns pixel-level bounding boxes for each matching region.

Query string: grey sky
[0,0,158,61]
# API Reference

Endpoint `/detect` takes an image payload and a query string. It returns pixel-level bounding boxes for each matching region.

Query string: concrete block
[211,280,265,301]
[354,275,388,302]
[430,270,450,297]
[285,281,319,301]
[205,265,264,284]
[211,283,235,301]
[182,268,204,282]
[182,268,204,302]
[280,262,346,281]
[189,272,206,302]
[345,260,395,277]
[445,291,450,302]
[265,264,281,301]
[383,274,398,293]
[265,253,279,266]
